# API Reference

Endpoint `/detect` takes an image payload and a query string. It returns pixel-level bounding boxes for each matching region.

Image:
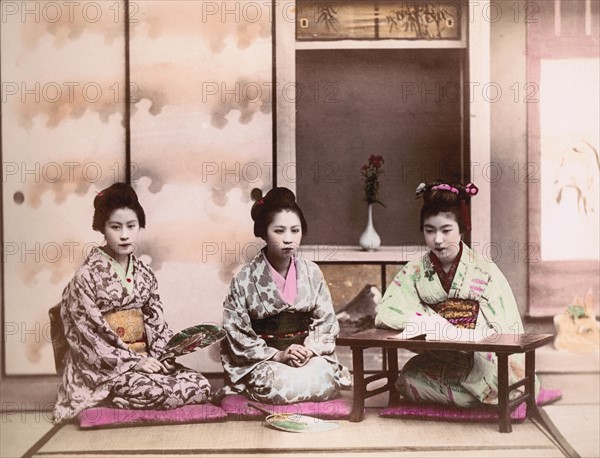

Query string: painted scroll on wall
[539,58,599,262]
[296,0,460,40]
[528,0,600,317]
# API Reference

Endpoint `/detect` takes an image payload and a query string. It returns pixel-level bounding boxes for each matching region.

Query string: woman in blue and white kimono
[219,187,351,404]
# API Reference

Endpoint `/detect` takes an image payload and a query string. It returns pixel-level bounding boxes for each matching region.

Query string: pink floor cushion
[220,394,353,421]
[77,403,227,429]
[379,388,562,423]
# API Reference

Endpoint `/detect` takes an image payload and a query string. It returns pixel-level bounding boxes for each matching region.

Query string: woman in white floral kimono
[53,183,210,423]
[218,187,351,404]
[376,181,539,407]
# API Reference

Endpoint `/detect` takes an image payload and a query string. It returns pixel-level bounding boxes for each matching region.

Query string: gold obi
[429,298,480,329]
[103,309,147,354]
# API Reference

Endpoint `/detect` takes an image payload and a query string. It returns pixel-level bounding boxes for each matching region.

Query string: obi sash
[103,309,147,354]
[429,298,480,329]
[251,311,311,351]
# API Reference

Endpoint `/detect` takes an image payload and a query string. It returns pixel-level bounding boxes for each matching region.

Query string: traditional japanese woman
[53,183,211,423]
[218,187,351,404]
[375,181,539,406]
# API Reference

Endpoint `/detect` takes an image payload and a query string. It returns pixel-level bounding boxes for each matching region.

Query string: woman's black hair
[250,187,307,238]
[92,183,146,233]
[416,180,478,233]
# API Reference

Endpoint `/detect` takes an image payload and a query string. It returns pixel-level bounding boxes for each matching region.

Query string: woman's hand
[161,358,176,374]
[272,344,314,367]
[133,357,167,374]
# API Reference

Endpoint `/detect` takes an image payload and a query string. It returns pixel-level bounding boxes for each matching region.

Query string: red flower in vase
[360,155,386,207]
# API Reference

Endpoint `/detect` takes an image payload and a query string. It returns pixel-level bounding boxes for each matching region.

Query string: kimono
[375,243,539,406]
[219,251,351,404]
[53,248,210,423]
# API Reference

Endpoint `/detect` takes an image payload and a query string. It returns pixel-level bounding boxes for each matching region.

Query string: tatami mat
[536,347,600,374]
[539,373,600,405]
[0,413,55,458]
[543,405,600,458]
[31,411,561,457]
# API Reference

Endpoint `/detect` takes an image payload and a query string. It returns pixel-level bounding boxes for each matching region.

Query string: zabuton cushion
[379,388,562,422]
[76,403,227,429]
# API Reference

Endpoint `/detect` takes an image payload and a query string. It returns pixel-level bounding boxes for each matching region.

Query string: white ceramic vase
[359,204,381,251]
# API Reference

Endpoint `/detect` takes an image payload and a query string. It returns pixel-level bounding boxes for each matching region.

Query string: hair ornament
[465,182,479,196]
[418,180,475,234]
[432,183,459,194]
[250,187,264,203]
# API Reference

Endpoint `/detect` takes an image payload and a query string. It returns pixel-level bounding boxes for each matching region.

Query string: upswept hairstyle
[416,180,478,233]
[92,183,146,233]
[250,187,308,239]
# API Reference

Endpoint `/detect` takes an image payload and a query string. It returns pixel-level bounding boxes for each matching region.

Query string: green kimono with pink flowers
[375,243,539,406]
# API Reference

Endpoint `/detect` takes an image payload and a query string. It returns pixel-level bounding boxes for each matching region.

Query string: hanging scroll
[296,1,460,41]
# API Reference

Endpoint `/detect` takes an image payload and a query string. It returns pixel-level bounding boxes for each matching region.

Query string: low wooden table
[336,328,554,433]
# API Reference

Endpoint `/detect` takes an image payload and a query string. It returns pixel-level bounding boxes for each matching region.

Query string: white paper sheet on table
[386,312,496,343]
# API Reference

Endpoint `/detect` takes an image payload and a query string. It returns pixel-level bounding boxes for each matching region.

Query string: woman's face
[423,212,462,265]
[103,208,140,261]
[264,210,302,264]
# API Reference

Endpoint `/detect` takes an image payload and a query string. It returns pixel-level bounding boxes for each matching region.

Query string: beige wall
[490,0,529,316]
[1,0,272,404]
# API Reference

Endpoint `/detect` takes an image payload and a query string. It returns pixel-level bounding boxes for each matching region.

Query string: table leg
[386,347,400,406]
[525,350,538,418]
[350,346,365,422]
[497,353,511,433]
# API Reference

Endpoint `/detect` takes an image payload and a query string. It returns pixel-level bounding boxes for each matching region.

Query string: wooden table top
[337,328,554,353]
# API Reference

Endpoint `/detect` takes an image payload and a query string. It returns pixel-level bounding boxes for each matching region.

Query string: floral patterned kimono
[375,242,539,406]
[219,251,351,404]
[53,248,211,423]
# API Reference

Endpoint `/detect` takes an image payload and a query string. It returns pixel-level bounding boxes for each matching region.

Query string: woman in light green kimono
[375,181,539,406]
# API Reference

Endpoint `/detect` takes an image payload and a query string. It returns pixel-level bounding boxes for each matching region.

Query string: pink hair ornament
[465,182,479,196]
[431,183,459,194]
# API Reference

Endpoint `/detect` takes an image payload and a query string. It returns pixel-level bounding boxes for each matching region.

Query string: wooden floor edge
[31,445,558,456]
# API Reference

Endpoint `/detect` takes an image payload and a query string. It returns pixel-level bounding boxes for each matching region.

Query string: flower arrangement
[360,155,386,207]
